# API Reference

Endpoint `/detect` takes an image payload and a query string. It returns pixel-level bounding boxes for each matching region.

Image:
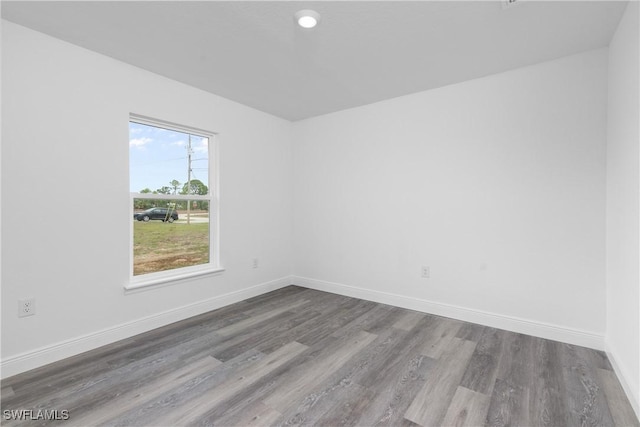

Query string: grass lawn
[133,221,209,275]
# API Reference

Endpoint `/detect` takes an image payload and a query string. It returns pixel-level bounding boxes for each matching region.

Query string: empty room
[1,1,639,426]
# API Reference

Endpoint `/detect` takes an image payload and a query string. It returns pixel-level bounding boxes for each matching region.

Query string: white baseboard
[1,274,609,381]
[606,343,640,420]
[292,275,605,350]
[1,276,293,379]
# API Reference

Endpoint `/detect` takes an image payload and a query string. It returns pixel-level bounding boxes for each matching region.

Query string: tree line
[134,179,209,210]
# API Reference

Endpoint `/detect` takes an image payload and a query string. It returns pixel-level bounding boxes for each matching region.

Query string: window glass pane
[129,122,209,195]
[132,199,210,275]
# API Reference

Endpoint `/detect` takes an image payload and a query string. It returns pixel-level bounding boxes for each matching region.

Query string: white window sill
[124,266,225,294]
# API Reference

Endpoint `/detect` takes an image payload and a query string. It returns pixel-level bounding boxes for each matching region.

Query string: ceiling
[2,1,628,121]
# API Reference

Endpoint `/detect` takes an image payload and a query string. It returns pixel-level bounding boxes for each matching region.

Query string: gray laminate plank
[354,354,435,427]
[108,343,307,427]
[560,343,616,427]
[0,337,138,393]
[98,349,266,427]
[164,341,308,426]
[460,327,504,395]
[67,356,221,427]
[182,337,351,426]
[2,324,229,414]
[258,298,394,356]
[117,312,248,358]
[215,299,309,337]
[528,337,567,427]
[252,308,344,355]
[108,294,268,363]
[236,287,316,317]
[240,285,307,306]
[1,339,136,402]
[586,349,614,371]
[240,288,342,320]
[393,311,425,331]
[213,401,282,427]
[494,332,535,388]
[456,323,486,342]
[265,382,369,427]
[363,306,413,336]
[485,378,531,427]
[206,308,318,362]
[441,386,491,427]
[404,337,477,426]
[294,299,378,347]
[212,309,323,362]
[187,336,343,427]
[263,330,377,412]
[1,387,15,399]
[597,368,640,427]
[418,316,464,359]
[398,419,423,427]
[272,328,413,426]
[486,332,535,426]
[355,316,436,389]
[330,304,397,339]
[312,383,377,427]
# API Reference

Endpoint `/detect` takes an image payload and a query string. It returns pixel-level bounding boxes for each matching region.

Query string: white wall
[1,21,293,376]
[293,49,609,347]
[606,1,640,415]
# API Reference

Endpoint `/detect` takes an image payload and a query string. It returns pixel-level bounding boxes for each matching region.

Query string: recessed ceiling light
[295,10,320,29]
[502,0,522,9]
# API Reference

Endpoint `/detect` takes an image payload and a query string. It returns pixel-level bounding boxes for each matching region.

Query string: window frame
[126,114,223,292]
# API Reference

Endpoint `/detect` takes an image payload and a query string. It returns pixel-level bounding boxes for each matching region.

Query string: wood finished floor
[1,286,638,427]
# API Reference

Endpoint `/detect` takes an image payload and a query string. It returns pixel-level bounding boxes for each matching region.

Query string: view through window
[129,118,214,277]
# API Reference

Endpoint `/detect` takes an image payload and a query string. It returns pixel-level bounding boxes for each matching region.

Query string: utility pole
[187,134,192,225]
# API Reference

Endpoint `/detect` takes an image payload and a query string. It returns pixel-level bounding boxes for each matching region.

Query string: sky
[129,121,209,193]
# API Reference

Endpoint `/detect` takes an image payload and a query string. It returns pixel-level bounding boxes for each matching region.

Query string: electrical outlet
[18,298,36,317]
[421,266,430,278]
[252,258,259,269]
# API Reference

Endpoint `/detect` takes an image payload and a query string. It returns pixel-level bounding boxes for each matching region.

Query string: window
[128,115,221,289]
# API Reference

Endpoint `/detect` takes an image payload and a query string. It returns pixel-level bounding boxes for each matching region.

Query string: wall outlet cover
[18,298,36,317]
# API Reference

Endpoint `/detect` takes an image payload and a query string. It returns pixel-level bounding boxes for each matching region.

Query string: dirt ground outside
[133,221,209,275]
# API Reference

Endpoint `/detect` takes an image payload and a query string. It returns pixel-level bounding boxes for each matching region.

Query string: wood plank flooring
[1,286,638,426]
